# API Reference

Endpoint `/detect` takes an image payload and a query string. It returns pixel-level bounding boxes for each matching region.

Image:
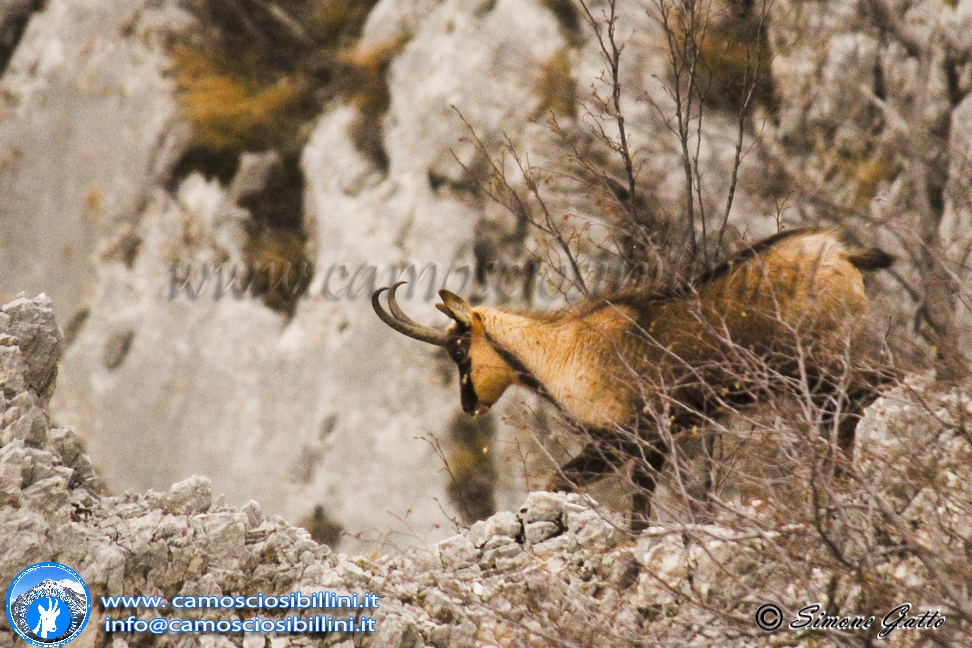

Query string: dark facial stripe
[448,335,478,414]
[457,357,478,414]
[482,331,552,402]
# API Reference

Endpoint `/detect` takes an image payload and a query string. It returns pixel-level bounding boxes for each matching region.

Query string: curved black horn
[387,281,421,325]
[372,282,450,346]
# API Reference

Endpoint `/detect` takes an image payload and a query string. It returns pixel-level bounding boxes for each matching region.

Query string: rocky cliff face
[36,0,583,551]
[0,0,187,322]
[2,0,971,554]
[1,0,775,552]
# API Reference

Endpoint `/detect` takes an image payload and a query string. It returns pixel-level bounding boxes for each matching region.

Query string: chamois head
[372,282,517,416]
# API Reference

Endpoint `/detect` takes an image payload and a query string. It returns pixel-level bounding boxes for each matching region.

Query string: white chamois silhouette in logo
[32,597,61,639]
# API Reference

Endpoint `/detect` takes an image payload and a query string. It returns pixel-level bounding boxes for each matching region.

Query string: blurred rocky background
[1,0,971,624]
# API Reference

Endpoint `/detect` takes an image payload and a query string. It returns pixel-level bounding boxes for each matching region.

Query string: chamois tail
[845,247,895,271]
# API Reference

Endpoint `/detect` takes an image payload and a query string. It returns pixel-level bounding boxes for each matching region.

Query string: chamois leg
[818,358,896,468]
[817,395,856,472]
[547,441,621,493]
[630,442,668,533]
[820,380,880,474]
[836,404,863,457]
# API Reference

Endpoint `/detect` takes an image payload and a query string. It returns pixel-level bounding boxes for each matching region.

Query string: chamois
[372,228,895,530]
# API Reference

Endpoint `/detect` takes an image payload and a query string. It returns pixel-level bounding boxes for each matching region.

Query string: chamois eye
[447,338,469,363]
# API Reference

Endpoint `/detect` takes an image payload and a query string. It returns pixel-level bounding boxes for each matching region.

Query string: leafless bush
[445,0,972,645]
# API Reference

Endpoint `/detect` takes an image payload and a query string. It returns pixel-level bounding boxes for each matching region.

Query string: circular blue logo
[5,562,91,646]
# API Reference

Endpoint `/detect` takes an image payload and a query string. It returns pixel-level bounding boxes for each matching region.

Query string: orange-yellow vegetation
[536,48,577,118]
[171,46,314,156]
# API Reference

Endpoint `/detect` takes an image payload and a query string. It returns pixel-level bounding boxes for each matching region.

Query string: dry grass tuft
[536,48,578,119]
[171,46,315,157]
[446,411,498,525]
[170,0,391,171]
[541,0,584,46]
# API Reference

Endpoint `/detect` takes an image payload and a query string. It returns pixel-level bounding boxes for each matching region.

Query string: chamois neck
[476,304,638,428]
[477,307,579,397]
[480,308,569,370]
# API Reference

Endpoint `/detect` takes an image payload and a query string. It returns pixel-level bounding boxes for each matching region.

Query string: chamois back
[476,228,890,430]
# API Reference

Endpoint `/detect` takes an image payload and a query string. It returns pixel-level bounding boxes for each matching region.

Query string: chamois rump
[372,228,895,530]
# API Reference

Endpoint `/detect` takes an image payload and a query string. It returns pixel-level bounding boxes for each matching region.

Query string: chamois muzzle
[372,282,450,346]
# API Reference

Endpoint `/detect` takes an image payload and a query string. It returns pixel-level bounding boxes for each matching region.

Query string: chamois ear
[437,290,473,327]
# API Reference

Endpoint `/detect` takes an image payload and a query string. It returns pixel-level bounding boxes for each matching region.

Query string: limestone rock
[0,0,187,321]
[1,294,62,404]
